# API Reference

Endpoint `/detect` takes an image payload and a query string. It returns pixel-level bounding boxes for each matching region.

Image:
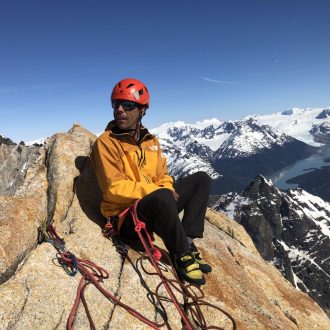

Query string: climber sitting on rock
[91,78,212,285]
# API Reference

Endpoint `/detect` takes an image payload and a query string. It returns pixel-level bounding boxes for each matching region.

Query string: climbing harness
[45,200,236,329]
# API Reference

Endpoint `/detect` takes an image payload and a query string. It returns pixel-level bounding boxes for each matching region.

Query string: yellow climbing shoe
[176,253,205,285]
[190,243,212,273]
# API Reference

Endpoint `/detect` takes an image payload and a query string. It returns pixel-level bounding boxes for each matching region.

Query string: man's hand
[172,190,179,201]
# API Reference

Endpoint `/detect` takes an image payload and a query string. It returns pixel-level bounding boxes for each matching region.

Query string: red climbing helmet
[111,78,150,108]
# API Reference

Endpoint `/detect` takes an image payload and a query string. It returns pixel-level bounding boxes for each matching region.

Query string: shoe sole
[180,273,206,286]
[198,264,212,273]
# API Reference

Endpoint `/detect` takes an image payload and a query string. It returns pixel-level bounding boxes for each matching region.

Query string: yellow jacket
[91,121,174,217]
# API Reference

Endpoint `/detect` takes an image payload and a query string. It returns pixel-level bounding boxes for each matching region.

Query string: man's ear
[141,107,146,116]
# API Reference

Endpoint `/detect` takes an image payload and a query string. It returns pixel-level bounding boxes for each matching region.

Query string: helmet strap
[133,109,144,142]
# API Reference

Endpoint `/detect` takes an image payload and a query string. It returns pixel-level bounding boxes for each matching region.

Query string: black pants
[119,171,211,257]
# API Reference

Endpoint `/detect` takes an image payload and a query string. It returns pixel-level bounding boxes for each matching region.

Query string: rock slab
[0,124,329,329]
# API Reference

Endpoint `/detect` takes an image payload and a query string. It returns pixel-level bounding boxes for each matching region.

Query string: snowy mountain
[151,118,316,193]
[252,107,330,146]
[157,136,220,180]
[316,108,330,119]
[254,107,330,201]
[152,118,295,158]
[310,121,330,144]
[210,175,330,316]
[150,119,221,180]
[151,118,224,151]
[213,119,290,159]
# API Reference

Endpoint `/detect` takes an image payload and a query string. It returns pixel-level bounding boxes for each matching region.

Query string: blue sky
[1,0,330,142]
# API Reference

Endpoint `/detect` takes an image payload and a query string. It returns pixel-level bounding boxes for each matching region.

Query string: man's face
[113,100,145,131]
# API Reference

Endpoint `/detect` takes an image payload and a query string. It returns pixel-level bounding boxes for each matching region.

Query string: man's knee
[192,171,211,184]
[149,188,176,208]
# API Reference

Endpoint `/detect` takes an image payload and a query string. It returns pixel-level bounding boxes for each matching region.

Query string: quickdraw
[45,200,237,329]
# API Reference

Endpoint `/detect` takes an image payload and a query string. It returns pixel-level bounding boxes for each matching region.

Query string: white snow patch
[221,195,251,220]
[279,240,330,279]
[289,189,330,238]
[255,107,330,146]
[195,133,230,151]
[25,137,48,146]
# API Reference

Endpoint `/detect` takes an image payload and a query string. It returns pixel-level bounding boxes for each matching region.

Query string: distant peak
[255,174,274,186]
[151,118,221,134]
[280,107,329,116]
[244,174,279,198]
[281,108,304,115]
[245,117,259,124]
[0,134,16,146]
[243,114,257,120]
[315,108,330,119]
[195,118,221,126]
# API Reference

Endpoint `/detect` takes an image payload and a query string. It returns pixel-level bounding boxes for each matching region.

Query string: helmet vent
[139,89,144,95]
[126,83,135,88]
[118,82,121,88]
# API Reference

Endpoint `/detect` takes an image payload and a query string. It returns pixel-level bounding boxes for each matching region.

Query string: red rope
[62,253,165,329]
[46,200,237,329]
[46,225,164,329]
[128,200,236,330]
[129,199,195,329]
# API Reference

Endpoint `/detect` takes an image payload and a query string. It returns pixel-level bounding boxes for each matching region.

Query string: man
[91,78,212,285]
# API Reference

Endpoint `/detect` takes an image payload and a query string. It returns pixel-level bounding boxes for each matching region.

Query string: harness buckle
[103,216,119,238]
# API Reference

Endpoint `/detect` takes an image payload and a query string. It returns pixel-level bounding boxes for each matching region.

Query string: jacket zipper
[112,130,149,168]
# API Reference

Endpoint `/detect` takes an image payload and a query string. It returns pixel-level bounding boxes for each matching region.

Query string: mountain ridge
[151,116,317,194]
[210,174,330,316]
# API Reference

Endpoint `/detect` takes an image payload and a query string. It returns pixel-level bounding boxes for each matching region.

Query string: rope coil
[45,200,236,329]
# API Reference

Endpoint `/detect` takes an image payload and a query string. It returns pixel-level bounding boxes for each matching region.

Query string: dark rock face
[185,140,213,160]
[310,122,330,144]
[0,134,16,146]
[0,138,48,286]
[0,144,45,195]
[210,175,330,316]
[287,166,330,202]
[315,109,330,119]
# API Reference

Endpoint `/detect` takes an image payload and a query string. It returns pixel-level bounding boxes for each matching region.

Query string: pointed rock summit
[0,126,329,329]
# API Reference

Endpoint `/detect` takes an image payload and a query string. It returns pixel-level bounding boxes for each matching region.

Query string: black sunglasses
[112,100,141,111]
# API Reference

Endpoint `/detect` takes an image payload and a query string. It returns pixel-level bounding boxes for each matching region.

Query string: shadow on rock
[74,156,106,228]
[126,252,170,326]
